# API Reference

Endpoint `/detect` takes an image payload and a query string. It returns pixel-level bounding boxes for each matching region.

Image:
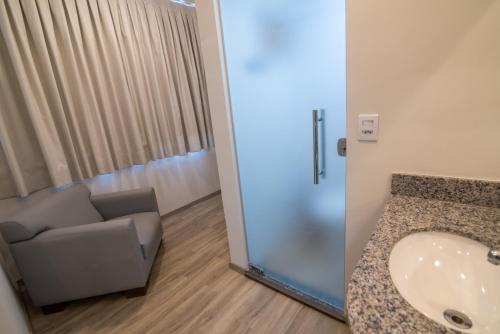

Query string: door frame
[195,0,250,271]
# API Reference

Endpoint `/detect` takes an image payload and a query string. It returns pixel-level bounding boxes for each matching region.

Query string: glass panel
[220,0,346,309]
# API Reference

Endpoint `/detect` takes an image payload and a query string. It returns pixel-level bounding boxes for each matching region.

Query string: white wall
[345,0,500,281]
[84,150,220,216]
[0,264,30,334]
[195,0,249,269]
[0,150,220,218]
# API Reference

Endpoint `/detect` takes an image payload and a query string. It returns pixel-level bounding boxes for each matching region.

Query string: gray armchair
[0,185,163,313]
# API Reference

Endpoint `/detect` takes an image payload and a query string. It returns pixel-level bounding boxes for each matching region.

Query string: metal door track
[246,267,345,322]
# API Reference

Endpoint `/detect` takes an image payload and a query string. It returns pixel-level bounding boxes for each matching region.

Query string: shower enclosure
[219,0,346,317]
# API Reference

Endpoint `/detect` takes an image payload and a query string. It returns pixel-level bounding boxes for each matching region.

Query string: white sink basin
[389,232,500,333]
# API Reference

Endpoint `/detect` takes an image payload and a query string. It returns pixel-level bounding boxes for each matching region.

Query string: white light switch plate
[358,114,379,141]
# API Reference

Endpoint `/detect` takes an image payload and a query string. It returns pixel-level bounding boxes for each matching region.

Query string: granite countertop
[347,174,500,334]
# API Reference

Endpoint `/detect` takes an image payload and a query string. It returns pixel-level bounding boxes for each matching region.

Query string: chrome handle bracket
[337,138,346,157]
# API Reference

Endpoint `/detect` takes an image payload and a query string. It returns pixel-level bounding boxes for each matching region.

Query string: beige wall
[345,0,500,280]
[0,264,30,334]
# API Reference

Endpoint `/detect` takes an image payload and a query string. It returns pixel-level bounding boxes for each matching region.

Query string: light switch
[358,114,379,141]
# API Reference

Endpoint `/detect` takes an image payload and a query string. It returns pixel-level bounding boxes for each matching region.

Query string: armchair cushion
[110,212,162,260]
[91,188,159,220]
[0,185,103,243]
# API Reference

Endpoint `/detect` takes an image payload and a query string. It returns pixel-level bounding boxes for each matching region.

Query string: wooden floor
[28,194,349,334]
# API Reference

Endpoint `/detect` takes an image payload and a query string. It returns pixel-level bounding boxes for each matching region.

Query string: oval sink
[389,232,500,333]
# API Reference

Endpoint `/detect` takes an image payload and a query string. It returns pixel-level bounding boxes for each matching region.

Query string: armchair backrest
[0,185,103,244]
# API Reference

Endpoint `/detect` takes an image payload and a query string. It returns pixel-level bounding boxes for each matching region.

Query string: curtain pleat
[0,0,212,199]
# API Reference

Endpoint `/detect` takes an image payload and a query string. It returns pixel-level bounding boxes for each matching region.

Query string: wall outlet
[358,114,379,141]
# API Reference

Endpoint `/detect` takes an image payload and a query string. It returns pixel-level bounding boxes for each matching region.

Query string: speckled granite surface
[392,173,500,208]
[347,175,500,334]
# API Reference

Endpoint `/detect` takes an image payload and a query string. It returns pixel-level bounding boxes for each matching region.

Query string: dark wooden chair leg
[123,284,149,298]
[41,302,66,315]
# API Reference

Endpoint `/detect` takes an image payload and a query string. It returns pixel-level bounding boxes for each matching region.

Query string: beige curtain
[0,0,213,199]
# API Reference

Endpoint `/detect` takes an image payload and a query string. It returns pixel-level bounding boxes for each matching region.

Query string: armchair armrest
[9,219,147,306]
[90,188,159,220]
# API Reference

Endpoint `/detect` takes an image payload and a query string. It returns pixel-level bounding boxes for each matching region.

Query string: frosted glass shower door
[219,0,346,312]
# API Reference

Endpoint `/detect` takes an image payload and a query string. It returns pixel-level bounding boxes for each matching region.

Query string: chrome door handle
[313,109,324,185]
